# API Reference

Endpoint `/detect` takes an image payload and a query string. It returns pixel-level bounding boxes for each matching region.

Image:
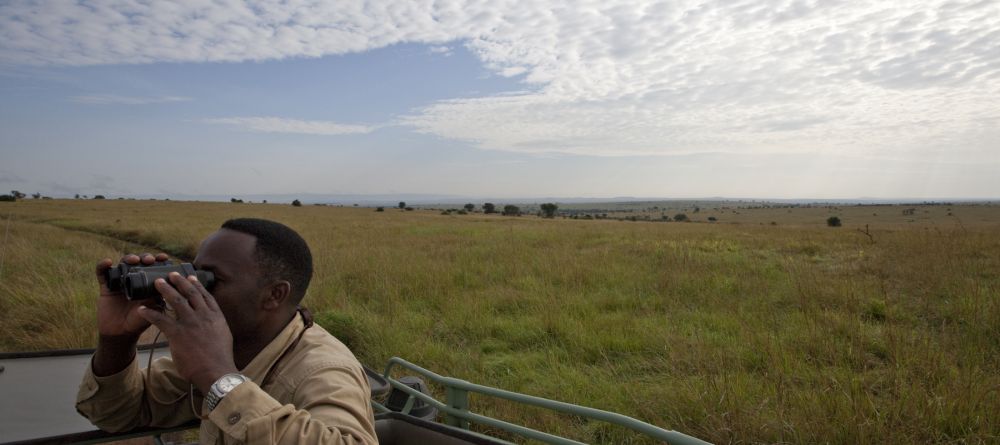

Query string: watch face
[218,374,246,392]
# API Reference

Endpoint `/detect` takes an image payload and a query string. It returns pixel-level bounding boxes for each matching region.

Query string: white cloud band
[204,117,376,136]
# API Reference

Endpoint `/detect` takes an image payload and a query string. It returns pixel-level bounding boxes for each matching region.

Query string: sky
[1,1,998,200]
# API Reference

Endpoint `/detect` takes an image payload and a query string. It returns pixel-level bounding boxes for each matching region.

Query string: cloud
[203,117,376,136]
[70,94,193,105]
[2,1,999,158]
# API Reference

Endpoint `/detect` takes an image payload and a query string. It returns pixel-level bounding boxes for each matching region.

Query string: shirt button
[228,413,241,425]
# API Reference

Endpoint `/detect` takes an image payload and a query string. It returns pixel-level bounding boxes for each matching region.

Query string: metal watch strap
[205,373,247,412]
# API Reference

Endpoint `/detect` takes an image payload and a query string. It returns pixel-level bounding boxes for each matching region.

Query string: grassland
[1,199,998,444]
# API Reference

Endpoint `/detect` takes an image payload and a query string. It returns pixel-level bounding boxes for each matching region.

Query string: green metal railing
[373,357,712,445]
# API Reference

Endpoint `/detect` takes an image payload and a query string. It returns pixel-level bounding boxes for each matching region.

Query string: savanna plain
[1,199,997,444]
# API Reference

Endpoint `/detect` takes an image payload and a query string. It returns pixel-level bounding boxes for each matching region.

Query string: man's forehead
[195,229,257,265]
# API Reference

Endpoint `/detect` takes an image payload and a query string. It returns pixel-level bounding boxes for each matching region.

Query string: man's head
[193,218,312,338]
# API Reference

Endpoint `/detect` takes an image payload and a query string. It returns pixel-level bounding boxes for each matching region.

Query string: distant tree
[74,194,80,199]
[376,206,385,212]
[661,215,670,221]
[230,198,243,203]
[398,201,406,210]
[262,200,268,204]
[540,203,558,218]
[502,205,520,216]
[0,194,15,202]
[827,216,842,227]
[483,202,496,214]
[464,203,475,212]
[31,192,41,199]
[457,209,468,215]
[292,199,302,207]
[674,213,688,222]
[11,190,26,199]
[404,207,414,211]
[708,216,718,222]
[93,195,106,200]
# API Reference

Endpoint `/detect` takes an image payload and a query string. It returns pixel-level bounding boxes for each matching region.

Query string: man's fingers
[154,253,169,262]
[137,306,174,331]
[122,254,141,265]
[154,278,194,318]
[95,258,113,286]
[188,275,220,311]
[140,253,155,265]
[169,272,206,310]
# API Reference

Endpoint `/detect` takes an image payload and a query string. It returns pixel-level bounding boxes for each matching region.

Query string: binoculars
[104,261,215,301]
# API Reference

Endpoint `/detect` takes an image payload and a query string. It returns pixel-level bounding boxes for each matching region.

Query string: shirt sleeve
[76,353,198,432]
[207,363,378,445]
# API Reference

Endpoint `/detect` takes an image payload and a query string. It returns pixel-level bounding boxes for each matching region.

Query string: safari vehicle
[0,344,710,445]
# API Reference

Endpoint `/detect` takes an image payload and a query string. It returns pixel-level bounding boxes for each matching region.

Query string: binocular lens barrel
[104,262,215,300]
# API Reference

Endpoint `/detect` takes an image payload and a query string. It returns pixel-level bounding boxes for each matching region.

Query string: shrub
[464,203,475,212]
[483,202,496,214]
[827,216,842,227]
[93,195,106,200]
[404,207,414,211]
[292,199,302,207]
[708,216,717,222]
[398,201,406,209]
[674,213,688,222]
[540,203,558,218]
[502,205,520,216]
[375,207,384,212]
[0,194,15,202]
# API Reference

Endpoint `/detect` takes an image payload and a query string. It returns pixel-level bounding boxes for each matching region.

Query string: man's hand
[138,272,238,394]
[93,253,167,376]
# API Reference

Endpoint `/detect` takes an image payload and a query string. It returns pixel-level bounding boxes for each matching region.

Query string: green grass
[1,199,998,443]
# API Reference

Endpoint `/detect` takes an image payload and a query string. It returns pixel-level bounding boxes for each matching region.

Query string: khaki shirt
[76,314,378,444]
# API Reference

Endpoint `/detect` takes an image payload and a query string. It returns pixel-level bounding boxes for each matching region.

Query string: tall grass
[1,200,997,443]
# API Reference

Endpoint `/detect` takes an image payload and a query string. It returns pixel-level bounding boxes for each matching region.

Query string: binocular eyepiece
[104,261,215,301]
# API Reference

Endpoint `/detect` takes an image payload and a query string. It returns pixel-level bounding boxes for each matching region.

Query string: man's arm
[208,364,378,445]
[77,350,198,432]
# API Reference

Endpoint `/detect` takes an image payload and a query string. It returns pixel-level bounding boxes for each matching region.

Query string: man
[76,218,378,444]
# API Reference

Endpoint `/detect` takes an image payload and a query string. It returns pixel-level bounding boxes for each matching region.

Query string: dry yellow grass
[1,199,998,443]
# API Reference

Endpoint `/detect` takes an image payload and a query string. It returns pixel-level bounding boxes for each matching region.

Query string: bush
[375,207,384,212]
[292,199,302,207]
[398,201,406,209]
[708,216,717,222]
[0,194,15,202]
[827,216,842,227]
[404,207,414,211]
[502,205,520,216]
[93,195,106,200]
[483,202,496,214]
[464,203,475,212]
[674,213,688,222]
[540,203,558,218]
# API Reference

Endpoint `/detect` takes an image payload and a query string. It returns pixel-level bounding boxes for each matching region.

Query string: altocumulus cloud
[2,1,999,158]
[203,117,376,136]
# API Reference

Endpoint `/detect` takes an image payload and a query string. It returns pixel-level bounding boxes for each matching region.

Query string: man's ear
[261,281,292,311]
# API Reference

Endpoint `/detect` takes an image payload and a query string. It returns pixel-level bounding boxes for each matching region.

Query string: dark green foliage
[464,203,475,212]
[398,201,406,209]
[0,194,15,202]
[708,216,718,222]
[540,202,558,218]
[827,216,842,227]
[483,202,496,214]
[674,213,689,222]
[291,199,302,207]
[376,207,385,212]
[405,207,414,211]
[502,204,520,216]
[93,195,105,200]
[230,198,244,203]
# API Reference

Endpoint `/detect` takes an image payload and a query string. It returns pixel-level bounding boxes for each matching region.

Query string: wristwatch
[205,373,249,412]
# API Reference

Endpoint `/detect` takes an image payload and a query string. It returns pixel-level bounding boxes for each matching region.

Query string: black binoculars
[104,261,215,301]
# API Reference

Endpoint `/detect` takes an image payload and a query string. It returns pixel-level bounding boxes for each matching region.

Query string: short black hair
[221,218,313,305]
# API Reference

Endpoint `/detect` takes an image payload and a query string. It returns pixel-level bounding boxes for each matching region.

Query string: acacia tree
[464,203,475,212]
[540,203,558,218]
[502,205,520,216]
[398,201,406,209]
[483,202,496,214]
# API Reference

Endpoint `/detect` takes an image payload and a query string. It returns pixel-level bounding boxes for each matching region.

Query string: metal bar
[445,386,470,429]
[383,357,711,445]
